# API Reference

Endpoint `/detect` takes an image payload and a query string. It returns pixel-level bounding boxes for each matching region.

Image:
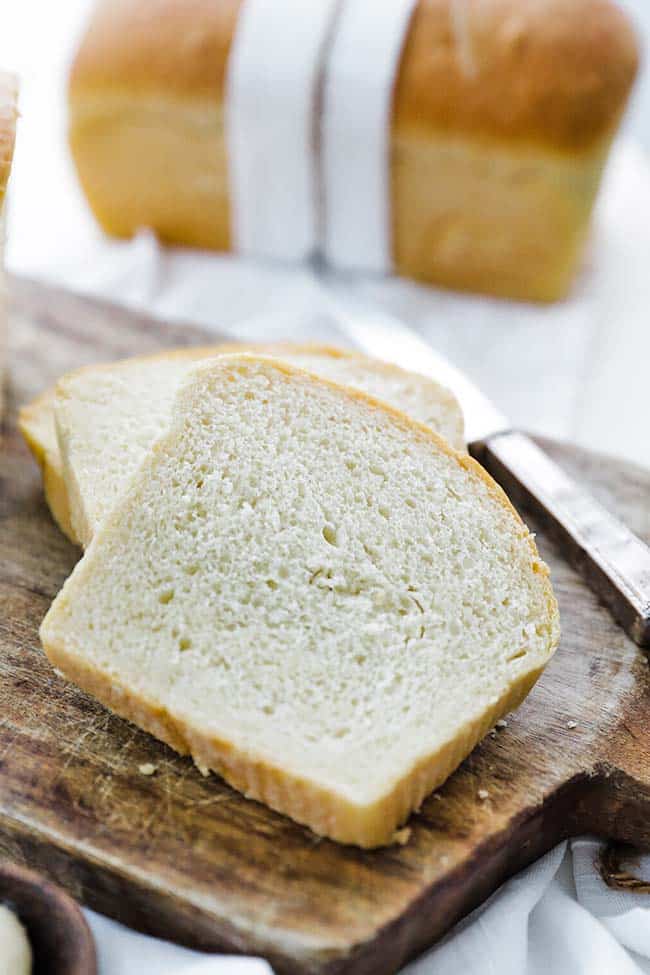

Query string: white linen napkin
[573,838,650,964]
[82,839,650,974]
[86,909,273,974]
[403,844,566,975]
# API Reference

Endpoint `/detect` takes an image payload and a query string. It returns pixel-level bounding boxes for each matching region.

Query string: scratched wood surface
[2,275,650,975]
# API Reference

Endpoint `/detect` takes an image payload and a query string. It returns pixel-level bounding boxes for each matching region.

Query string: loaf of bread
[40,354,559,847]
[69,0,637,301]
[0,73,18,419]
[20,343,464,546]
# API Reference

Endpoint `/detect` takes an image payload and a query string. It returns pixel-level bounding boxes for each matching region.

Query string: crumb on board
[394,827,412,846]
[566,720,578,730]
[477,789,490,801]
[138,762,157,776]
[496,719,508,729]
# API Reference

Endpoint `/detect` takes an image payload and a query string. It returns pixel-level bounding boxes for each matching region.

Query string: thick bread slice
[40,355,558,847]
[18,385,75,540]
[21,343,464,547]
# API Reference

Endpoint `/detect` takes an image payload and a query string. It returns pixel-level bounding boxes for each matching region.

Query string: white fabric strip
[225,0,340,262]
[321,0,419,273]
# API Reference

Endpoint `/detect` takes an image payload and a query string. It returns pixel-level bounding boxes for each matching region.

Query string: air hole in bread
[507,649,527,662]
[322,525,338,547]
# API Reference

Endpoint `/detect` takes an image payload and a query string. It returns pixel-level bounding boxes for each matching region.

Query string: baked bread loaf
[20,343,464,546]
[0,73,18,420]
[40,354,559,847]
[69,0,637,300]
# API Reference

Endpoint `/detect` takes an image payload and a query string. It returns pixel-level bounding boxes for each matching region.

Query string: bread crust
[18,389,77,542]
[43,635,546,848]
[394,0,638,151]
[70,0,637,150]
[40,355,559,847]
[69,0,242,100]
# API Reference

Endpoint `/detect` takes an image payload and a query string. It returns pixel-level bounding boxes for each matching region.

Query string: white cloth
[225,0,340,261]
[321,0,418,271]
[79,841,650,973]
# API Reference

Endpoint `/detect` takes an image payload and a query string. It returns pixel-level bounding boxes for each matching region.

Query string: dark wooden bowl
[0,860,96,974]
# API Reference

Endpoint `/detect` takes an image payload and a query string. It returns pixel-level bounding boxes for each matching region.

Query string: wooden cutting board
[2,275,650,975]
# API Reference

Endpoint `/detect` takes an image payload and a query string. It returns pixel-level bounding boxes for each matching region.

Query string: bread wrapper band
[321,0,419,273]
[225,0,417,271]
[225,0,341,262]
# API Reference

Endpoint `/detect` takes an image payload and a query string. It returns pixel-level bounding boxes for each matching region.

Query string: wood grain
[2,275,650,974]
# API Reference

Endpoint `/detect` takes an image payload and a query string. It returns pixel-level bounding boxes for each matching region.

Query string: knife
[318,292,650,648]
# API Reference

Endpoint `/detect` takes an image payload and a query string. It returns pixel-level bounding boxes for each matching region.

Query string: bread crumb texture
[53,344,464,546]
[41,356,559,846]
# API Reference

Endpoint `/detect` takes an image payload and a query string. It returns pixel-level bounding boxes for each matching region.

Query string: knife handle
[474,431,650,648]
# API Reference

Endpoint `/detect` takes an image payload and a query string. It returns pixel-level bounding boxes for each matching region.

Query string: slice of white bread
[40,355,558,848]
[20,343,464,548]
[19,385,76,540]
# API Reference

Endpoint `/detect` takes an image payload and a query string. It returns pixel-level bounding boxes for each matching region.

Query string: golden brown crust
[42,634,545,847]
[70,0,241,100]
[41,355,558,847]
[18,391,77,542]
[67,0,637,297]
[395,0,639,151]
[71,0,638,151]
[0,72,18,206]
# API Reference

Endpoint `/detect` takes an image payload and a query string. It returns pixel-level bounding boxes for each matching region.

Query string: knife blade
[315,294,506,445]
[318,290,650,648]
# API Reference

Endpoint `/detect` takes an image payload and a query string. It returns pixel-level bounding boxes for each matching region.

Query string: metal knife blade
[316,292,507,445]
